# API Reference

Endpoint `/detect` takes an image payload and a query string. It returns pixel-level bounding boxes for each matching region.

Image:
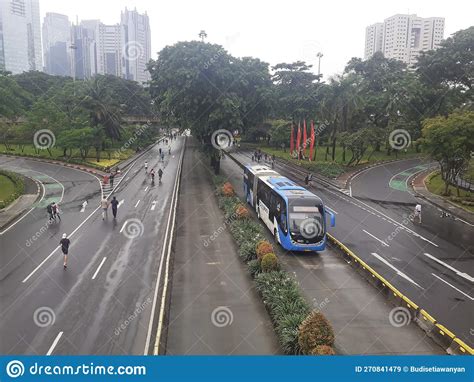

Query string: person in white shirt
[414,203,422,223]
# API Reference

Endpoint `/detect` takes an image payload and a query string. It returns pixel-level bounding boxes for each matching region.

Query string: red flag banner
[290,123,294,154]
[303,119,308,157]
[296,121,302,159]
[309,120,315,161]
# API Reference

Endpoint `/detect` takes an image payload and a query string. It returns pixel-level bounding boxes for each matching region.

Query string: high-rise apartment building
[364,14,445,66]
[121,7,151,83]
[0,0,42,74]
[42,12,71,76]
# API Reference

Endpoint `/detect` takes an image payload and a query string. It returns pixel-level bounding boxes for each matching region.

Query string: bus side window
[277,196,288,233]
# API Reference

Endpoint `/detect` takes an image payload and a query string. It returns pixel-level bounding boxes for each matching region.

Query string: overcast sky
[39,0,473,79]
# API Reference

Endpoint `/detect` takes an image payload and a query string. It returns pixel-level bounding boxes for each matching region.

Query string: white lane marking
[424,253,474,283]
[120,221,127,233]
[134,200,141,208]
[363,229,389,247]
[92,257,107,280]
[432,273,474,300]
[371,252,424,289]
[349,184,352,197]
[144,186,149,192]
[46,332,63,355]
[125,177,130,181]
[453,217,474,227]
[22,205,101,283]
[325,206,338,215]
[151,201,157,211]
[118,200,124,208]
[80,200,88,212]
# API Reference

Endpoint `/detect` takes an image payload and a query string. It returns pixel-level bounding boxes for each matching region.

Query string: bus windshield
[288,200,325,243]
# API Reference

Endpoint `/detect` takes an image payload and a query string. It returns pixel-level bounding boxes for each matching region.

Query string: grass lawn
[242,142,424,178]
[0,144,135,170]
[0,174,15,206]
[425,171,474,213]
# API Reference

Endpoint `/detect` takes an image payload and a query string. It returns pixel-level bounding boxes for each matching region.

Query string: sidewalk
[219,154,444,355]
[0,174,40,231]
[412,169,474,225]
[165,139,280,355]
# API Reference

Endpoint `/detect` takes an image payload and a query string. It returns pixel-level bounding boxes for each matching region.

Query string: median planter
[298,310,335,355]
[211,174,336,355]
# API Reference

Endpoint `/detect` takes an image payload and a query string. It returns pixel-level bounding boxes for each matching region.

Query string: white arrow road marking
[80,200,88,212]
[92,257,107,280]
[151,201,157,211]
[135,200,140,208]
[363,229,389,247]
[144,186,149,192]
[371,252,423,289]
[46,332,63,355]
[432,273,474,300]
[424,253,474,283]
[118,200,124,208]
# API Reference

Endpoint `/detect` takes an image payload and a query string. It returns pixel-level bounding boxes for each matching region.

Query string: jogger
[59,233,70,269]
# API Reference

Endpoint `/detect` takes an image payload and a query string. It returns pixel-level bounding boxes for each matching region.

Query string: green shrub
[0,170,25,209]
[261,253,279,272]
[298,310,335,354]
[247,259,261,277]
[256,240,274,261]
[218,195,240,219]
[239,241,258,262]
[310,345,336,355]
[230,219,264,245]
[275,312,309,354]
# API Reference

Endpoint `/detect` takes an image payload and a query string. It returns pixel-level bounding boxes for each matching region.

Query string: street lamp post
[316,52,323,81]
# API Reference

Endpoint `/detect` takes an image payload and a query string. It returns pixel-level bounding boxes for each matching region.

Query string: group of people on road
[47,202,61,222]
[252,150,276,168]
[144,161,163,183]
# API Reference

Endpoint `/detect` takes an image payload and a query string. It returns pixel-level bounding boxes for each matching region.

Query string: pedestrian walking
[59,233,70,269]
[414,203,422,223]
[305,174,310,186]
[52,202,61,221]
[109,172,115,188]
[47,203,54,222]
[100,197,109,220]
[110,196,119,219]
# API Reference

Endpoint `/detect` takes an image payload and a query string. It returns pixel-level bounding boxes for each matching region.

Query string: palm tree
[82,76,122,140]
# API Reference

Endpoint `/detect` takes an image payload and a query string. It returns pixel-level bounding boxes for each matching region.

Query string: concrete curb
[327,233,473,355]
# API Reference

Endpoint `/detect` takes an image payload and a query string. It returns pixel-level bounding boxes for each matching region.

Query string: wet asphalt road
[0,138,184,355]
[231,151,474,347]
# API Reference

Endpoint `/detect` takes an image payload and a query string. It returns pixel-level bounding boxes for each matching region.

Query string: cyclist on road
[100,197,109,220]
[47,203,54,222]
[158,168,163,183]
[111,196,119,219]
[59,233,70,269]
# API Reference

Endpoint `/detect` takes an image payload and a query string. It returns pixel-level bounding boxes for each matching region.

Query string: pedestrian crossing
[102,172,124,197]
[339,188,351,196]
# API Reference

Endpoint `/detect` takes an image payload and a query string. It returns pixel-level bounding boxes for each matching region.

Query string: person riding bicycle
[158,168,163,182]
[52,202,61,221]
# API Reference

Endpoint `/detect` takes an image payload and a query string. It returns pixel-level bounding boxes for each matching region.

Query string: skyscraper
[121,7,151,83]
[0,0,42,74]
[364,14,445,66]
[42,12,71,76]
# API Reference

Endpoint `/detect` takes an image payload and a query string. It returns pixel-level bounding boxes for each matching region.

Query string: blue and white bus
[243,164,335,252]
